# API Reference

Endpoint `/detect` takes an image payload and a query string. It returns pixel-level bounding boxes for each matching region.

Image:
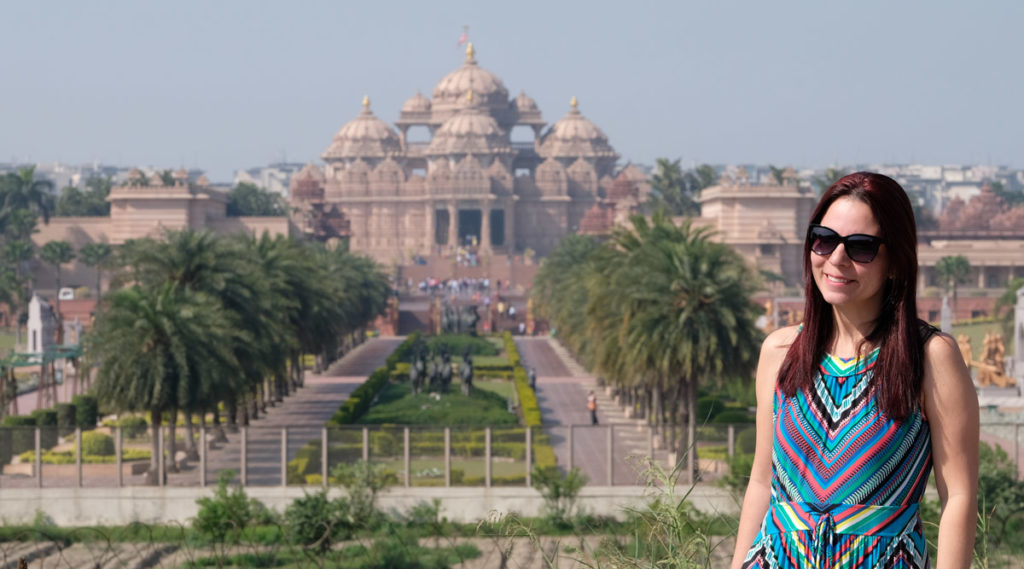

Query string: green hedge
[19,448,150,464]
[55,403,77,437]
[71,395,99,430]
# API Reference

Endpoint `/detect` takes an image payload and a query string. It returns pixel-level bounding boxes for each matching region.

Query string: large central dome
[432,43,510,116]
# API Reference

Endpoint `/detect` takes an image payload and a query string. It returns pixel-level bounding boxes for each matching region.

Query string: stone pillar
[504,201,515,252]
[425,201,435,253]
[480,204,491,253]
[448,203,458,248]
[978,266,985,289]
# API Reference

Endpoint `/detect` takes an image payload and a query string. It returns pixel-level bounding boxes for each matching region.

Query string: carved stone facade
[696,169,816,287]
[289,44,626,263]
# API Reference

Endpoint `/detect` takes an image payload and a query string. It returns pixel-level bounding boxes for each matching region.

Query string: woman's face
[811,196,890,315]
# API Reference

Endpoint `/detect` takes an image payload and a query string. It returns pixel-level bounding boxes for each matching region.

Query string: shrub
[735,426,757,454]
[31,409,58,448]
[712,409,754,424]
[284,489,352,552]
[696,397,725,422]
[79,431,115,456]
[55,403,76,437]
[424,333,499,357]
[1,416,37,457]
[118,415,148,438]
[193,470,273,543]
[531,465,588,527]
[331,460,395,528]
[71,395,98,430]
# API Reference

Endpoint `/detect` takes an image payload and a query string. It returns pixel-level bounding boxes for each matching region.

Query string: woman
[731,172,978,568]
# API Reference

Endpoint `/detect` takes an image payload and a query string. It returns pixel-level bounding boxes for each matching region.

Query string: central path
[515,337,664,486]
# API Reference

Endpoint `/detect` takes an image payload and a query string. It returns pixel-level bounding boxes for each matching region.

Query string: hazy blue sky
[3,1,1021,182]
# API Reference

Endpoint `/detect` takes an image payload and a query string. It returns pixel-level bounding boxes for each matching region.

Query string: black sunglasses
[807,224,885,263]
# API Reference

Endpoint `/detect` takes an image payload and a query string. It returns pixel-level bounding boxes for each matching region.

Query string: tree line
[2,167,390,485]
[531,212,763,479]
[86,230,390,484]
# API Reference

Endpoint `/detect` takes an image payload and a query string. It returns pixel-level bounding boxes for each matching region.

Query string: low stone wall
[0,485,740,526]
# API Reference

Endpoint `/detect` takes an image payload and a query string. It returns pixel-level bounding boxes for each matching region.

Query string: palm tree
[39,240,76,332]
[587,214,762,481]
[79,242,114,300]
[1,239,35,344]
[812,167,847,195]
[88,284,238,484]
[935,255,972,317]
[0,166,55,238]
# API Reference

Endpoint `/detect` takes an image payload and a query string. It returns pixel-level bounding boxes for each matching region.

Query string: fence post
[568,425,574,472]
[116,426,123,488]
[158,427,165,487]
[281,427,288,488]
[199,425,206,488]
[321,427,328,488]
[444,427,451,487]
[404,427,411,488]
[35,428,42,488]
[525,427,532,487]
[607,424,614,486]
[647,426,654,465]
[240,427,247,487]
[75,427,82,488]
[1017,423,1021,482]
[485,427,492,488]
[728,425,736,459]
[362,427,369,462]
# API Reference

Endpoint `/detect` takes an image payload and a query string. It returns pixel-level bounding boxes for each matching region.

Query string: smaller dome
[514,91,538,112]
[538,97,617,160]
[427,100,511,156]
[402,92,431,113]
[322,97,402,161]
[196,174,211,187]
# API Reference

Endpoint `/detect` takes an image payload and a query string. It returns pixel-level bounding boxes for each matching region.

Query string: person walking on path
[587,390,598,425]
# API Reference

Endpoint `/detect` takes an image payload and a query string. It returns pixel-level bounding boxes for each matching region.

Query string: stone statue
[460,353,474,396]
[410,351,426,395]
[977,331,1014,388]
[459,305,480,335]
[957,334,973,369]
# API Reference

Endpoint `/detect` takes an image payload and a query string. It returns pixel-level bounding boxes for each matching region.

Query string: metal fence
[1,421,1018,489]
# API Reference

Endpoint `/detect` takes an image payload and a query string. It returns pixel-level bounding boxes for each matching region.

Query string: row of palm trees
[87,230,390,484]
[532,213,763,479]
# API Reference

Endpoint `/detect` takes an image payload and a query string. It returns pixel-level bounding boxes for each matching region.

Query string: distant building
[234,162,306,197]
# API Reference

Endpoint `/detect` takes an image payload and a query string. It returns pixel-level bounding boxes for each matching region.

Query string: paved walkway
[516,337,669,486]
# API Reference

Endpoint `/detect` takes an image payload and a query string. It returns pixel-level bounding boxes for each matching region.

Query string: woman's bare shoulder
[763,324,801,353]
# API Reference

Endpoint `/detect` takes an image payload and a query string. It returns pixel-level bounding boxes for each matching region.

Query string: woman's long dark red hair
[777,172,925,419]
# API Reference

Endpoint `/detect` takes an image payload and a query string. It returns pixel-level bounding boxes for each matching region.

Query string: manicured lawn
[358,381,517,425]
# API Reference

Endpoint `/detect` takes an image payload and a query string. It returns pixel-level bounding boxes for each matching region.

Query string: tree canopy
[533,214,762,477]
[227,182,287,216]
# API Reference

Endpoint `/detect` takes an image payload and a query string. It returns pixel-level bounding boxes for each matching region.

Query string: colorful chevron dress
[743,347,932,569]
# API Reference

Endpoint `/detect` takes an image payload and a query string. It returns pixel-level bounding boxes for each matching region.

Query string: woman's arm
[730,326,797,569]
[922,333,979,569]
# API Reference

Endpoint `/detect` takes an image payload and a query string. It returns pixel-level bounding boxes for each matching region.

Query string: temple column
[505,200,515,252]
[480,203,491,254]
[448,202,458,249]
[425,201,435,253]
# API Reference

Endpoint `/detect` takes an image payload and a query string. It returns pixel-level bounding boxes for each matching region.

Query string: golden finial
[570,96,578,109]
[362,95,370,109]
[465,90,474,104]
[466,42,475,61]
